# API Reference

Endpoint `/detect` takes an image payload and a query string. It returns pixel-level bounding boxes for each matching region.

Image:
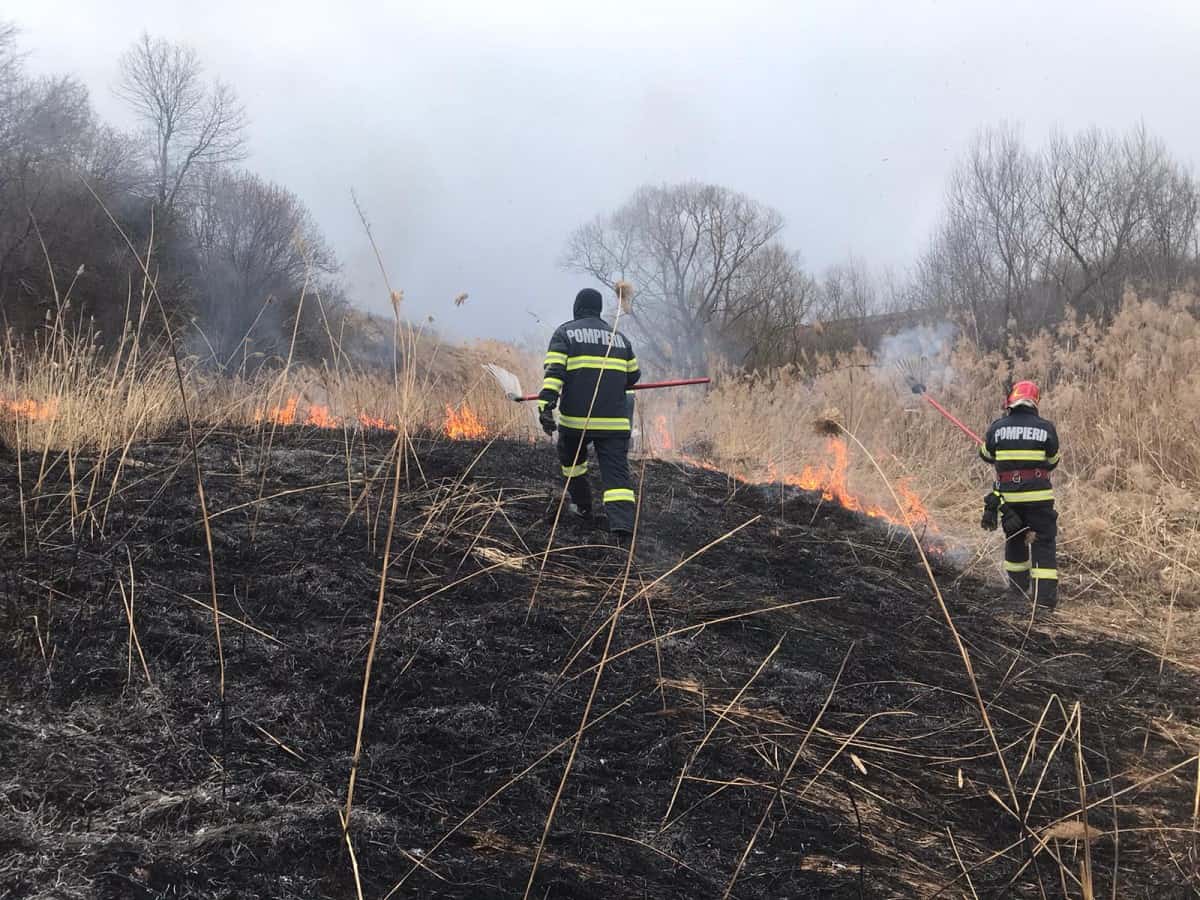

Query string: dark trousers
[556,428,635,533]
[1003,501,1058,609]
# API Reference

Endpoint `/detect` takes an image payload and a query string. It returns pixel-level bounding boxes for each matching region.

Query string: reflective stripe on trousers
[1002,502,1057,608]
[556,429,635,533]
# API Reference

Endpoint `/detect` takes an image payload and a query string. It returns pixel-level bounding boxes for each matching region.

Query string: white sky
[11,0,1200,340]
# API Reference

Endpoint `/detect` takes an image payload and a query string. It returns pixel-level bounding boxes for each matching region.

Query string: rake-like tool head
[482,364,525,401]
[896,356,929,395]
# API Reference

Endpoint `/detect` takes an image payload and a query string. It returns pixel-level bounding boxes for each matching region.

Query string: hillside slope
[2,430,1197,898]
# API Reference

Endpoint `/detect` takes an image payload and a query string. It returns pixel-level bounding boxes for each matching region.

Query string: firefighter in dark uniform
[538,288,641,540]
[979,380,1061,612]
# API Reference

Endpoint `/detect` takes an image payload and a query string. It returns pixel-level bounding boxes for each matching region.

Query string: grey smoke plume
[878,321,957,367]
[877,322,958,396]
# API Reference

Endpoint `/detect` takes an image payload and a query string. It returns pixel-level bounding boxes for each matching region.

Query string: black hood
[573,288,603,319]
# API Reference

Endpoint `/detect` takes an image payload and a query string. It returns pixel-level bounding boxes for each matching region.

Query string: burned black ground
[2,428,1198,898]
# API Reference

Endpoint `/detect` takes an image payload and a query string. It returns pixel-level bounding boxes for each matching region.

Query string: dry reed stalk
[661,634,785,827]
[583,830,702,877]
[551,515,768,682]
[1193,744,1200,833]
[522,465,646,897]
[82,179,227,786]
[381,695,640,898]
[340,195,440,892]
[337,809,365,900]
[827,422,1022,812]
[342,426,405,832]
[1159,521,1196,677]
[945,826,980,900]
[724,644,854,898]
[249,262,311,543]
[252,723,305,762]
[116,554,152,689]
[568,594,832,682]
[1073,703,1095,899]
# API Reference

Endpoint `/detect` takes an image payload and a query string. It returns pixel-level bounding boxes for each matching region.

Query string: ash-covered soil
[2,428,1198,899]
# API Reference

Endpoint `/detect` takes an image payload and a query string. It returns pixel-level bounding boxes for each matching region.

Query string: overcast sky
[12,0,1200,341]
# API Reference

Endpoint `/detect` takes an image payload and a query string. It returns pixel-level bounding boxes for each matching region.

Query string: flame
[357,412,394,431]
[256,397,299,426]
[3,398,59,421]
[303,405,340,428]
[663,435,936,534]
[253,396,398,432]
[444,403,486,440]
[772,438,933,529]
[652,415,673,452]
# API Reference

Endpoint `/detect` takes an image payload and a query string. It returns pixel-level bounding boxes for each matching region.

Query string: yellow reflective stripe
[557,414,630,431]
[603,488,636,503]
[999,489,1054,503]
[1031,567,1058,580]
[1005,560,1031,572]
[565,356,630,372]
[542,377,563,393]
[561,463,588,477]
[1047,452,1062,465]
[626,357,639,371]
[995,449,1048,461]
[538,400,549,411]
[544,352,568,366]
[979,446,994,461]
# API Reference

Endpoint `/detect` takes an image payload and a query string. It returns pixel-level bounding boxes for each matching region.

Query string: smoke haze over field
[12,0,1200,340]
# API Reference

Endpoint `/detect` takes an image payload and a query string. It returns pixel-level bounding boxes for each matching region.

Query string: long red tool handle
[515,376,710,402]
[922,394,983,444]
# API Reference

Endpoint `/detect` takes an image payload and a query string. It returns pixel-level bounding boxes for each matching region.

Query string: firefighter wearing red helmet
[979,380,1061,613]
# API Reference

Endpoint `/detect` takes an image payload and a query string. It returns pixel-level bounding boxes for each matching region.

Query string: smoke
[876,322,958,399]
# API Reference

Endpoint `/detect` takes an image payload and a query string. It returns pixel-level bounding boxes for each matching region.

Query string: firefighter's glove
[538,405,556,436]
[980,492,1000,532]
[1000,503,1024,538]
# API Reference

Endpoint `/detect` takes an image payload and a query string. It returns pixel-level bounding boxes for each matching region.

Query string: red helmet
[1006,380,1040,410]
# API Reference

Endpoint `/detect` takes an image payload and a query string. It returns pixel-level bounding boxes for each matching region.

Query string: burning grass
[636,292,1200,651]
[2,426,1198,897]
[3,288,1200,896]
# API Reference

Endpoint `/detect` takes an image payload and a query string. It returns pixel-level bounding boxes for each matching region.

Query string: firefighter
[538,288,641,542]
[979,380,1061,612]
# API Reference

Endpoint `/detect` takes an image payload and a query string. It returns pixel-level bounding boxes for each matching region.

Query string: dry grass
[636,290,1200,658]
[5,287,1200,661]
[0,310,179,454]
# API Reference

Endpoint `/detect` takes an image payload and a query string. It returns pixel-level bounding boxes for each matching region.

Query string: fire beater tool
[483,364,709,402]
[904,377,983,445]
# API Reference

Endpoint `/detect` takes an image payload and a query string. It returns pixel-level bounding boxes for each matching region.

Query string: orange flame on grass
[663,434,937,535]
[652,415,673,452]
[444,403,486,440]
[357,412,395,431]
[775,438,934,531]
[253,397,398,432]
[3,398,60,421]
[256,397,299,426]
[303,405,340,429]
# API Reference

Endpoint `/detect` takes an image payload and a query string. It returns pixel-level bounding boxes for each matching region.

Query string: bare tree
[191,168,336,362]
[1041,125,1169,316]
[563,182,786,373]
[0,21,19,91]
[116,33,247,215]
[1140,159,1199,285]
[0,43,95,305]
[720,242,819,367]
[918,124,1050,348]
[818,254,880,322]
